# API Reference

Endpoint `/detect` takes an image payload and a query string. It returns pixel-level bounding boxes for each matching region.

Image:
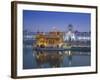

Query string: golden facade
[36,32,64,47]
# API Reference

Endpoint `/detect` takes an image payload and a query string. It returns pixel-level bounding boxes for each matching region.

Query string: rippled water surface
[23,45,90,69]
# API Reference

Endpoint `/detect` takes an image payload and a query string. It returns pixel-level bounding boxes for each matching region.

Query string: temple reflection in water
[31,50,90,68]
[35,51,62,68]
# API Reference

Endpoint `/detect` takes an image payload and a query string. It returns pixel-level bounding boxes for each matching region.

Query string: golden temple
[36,31,64,48]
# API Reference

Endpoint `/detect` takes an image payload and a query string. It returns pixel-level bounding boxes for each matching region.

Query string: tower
[68,24,74,32]
[64,24,76,41]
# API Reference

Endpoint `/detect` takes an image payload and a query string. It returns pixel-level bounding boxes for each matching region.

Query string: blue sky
[23,10,91,32]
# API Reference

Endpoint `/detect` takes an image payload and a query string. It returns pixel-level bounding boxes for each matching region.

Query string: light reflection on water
[23,45,91,69]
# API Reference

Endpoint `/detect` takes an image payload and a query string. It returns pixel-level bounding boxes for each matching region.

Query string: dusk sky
[23,10,91,32]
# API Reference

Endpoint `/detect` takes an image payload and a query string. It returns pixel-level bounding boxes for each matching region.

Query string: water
[23,45,91,69]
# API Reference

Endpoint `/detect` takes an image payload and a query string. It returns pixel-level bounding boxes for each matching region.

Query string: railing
[33,46,90,52]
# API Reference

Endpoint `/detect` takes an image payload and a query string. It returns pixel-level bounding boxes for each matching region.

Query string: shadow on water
[34,51,64,68]
[33,50,90,68]
[23,45,91,69]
